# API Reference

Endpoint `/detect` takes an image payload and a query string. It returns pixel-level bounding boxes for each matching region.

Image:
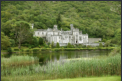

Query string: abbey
[33,24,90,46]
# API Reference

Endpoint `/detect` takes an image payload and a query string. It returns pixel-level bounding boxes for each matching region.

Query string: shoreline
[1,47,114,54]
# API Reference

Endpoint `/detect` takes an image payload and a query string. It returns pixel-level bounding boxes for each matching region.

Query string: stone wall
[88,38,102,43]
[59,43,68,46]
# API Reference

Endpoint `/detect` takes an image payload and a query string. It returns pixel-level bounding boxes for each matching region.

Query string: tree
[56,13,62,29]
[39,37,44,45]
[105,40,111,47]
[12,21,34,49]
[32,37,38,47]
[1,32,11,50]
[9,39,15,47]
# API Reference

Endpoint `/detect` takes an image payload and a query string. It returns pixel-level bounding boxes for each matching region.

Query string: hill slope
[1,1,121,45]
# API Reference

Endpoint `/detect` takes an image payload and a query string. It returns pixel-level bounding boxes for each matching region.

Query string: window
[79,36,82,41]
[69,36,71,39]
[65,36,68,38]
[76,35,78,37]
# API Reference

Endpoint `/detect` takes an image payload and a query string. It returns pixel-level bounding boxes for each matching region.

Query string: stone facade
[33,24,89,46]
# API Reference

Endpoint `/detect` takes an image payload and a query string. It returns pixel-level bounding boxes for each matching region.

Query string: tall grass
[1,55,39,76]
[1,55,38,64]
[37,54,121,79]
[1,54,121,81]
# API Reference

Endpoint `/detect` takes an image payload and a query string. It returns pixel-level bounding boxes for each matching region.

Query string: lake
[2,50,111,65]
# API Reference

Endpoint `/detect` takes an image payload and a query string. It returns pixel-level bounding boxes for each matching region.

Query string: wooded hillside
[1,1,121,46]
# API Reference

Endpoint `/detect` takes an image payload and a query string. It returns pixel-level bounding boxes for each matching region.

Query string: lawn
[43,76,121,81]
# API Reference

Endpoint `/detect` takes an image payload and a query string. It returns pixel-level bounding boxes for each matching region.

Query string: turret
[70,24,74,30]
[53,25,57,30]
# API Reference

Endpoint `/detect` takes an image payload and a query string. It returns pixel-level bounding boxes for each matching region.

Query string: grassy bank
[1,54,121,81]
[4,47,114,53]
[1,47,114,55]
[43,76,121,81]
[1,75,121,81]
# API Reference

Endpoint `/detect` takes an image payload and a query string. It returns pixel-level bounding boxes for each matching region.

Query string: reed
[1,54,121,80]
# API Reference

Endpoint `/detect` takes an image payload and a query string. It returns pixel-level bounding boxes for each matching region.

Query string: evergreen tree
[56,13,62,29]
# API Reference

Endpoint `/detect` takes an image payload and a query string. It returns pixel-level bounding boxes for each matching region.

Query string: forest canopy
[1,1,121,48]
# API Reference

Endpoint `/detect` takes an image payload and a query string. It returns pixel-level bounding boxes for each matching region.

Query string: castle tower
[53,25,57,30]
[70,24,74,30]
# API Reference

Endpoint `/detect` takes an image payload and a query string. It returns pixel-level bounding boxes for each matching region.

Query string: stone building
[33,24,89,46]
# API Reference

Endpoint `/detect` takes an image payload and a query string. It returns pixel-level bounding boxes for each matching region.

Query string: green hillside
[1,1,121,48]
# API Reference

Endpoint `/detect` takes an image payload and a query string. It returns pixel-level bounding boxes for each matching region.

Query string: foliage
[51,41,54,48]
[32,37,39,47]
[1,32,11,50]
[99,43,103,47]
[1,54,121,79]
[7,47,12,54]
[105,40,111,47]
[109,47,121,56]
[67,43,72,48]
[33,48,40,53]
[39,37,44,45]
[12,21,34,49]
[38,45,41,48]
[44,43,48,48]
[9,39,15,47]
[56,42,60,48]
[1,1,121,48]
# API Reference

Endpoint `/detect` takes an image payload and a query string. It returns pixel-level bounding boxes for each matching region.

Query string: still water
[3,50,111,65]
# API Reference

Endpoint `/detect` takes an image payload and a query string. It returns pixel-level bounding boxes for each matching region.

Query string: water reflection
[2,50,111,65]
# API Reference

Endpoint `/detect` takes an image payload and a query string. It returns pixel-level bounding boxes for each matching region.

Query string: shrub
[31,45,34,48]
[82,45,86,48]
[29,46,31,49]
[1,32,11,50]
[86,45,91,48]
[51,41,54,48]
[39,37,43,45]
[67,43,72,48]
[99,43,103,47]
[20,49,24,52]
[10,39,15,47]
[56,42,60,48]
[32,37,39,47]
[7,47,12,53]
[49,43,52,48]
[77,44,82,48]
[25,49,30,53]
[105,40,111,47]
[109,47,121,56]
[44,42,48,48]
[33,48,40,53]
[39,45,41,48]
[14,48,19,51]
